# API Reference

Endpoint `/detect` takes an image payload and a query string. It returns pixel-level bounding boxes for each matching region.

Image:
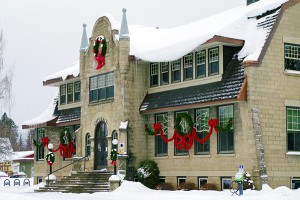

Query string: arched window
[85,133,91,157]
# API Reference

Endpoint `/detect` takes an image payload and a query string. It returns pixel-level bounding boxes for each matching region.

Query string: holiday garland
[33,137,49,148]
[145,115,233,151]
[93,36,107,70]
[52,129,76,158]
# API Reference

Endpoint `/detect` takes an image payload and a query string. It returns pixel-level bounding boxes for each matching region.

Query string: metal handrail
[46,156,88,187]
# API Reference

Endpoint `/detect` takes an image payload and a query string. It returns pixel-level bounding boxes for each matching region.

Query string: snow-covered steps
[35,171,113,193]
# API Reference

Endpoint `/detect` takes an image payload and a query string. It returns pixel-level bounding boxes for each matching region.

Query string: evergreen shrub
[136,160,160,189]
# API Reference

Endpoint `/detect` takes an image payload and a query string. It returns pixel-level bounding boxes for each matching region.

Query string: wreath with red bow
[93,36,107,70]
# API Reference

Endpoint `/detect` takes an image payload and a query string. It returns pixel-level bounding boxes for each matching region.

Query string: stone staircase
[35,171,114,193]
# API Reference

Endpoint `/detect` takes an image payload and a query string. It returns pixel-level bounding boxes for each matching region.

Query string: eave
[22,117,58,129]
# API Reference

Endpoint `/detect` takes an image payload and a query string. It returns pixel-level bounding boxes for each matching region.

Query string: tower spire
[119,8,129,40]
[80,23,88,52]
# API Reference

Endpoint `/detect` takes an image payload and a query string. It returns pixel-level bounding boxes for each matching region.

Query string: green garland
[93,36,107,57]
[217,118,233,132]
[144,125,155,135]
[174,113,194,136]
[60,128,72,146]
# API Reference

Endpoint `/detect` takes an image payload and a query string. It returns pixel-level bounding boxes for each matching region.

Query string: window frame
[85,133,91,157]
[198,176,208,190]
[89,72,114,102]
[196,50,206,78]
[286,107,300,152]
[60,85,66,105]
[155,113,168,156]
[208,47,219,76]
[74,81,81,102]
[36,128,45,161]
[171,59,181,83]
[177,176,186,188]
[67,83,74,104]
[194,108,210,155]
[291,177,300,189]
[183,53,193,80]
[160,62,169,85]
[221,177,232,190]
[150,63,159,87]
[284,43,300,71]
[174,111,189,156]
[217,105,234,154]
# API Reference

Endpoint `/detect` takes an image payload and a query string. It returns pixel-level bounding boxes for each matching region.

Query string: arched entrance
[94,121,108,170]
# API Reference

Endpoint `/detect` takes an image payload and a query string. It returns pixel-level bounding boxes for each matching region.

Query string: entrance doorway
[94,121,108,170]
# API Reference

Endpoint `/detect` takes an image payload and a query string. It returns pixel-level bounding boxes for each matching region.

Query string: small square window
[291,178,300,189]
[198,177,208,189]
[177,176,186,187]
[221,177,232,190]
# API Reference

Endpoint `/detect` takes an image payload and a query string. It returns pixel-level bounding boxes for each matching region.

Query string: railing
[46,156,89,187]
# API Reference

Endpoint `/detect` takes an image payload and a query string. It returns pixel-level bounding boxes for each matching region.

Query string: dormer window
[183,53,193,80]
[60,85,66,105]
[209,47,219,76]
[74,81,81,102]
[150,63,158,87]
[160,62,169,85]
[196,50,206,78]
[67,83,74,104]
[171,59,181,83]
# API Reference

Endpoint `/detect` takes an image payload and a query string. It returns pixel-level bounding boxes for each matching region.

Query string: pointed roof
[119,8,129,39]
[80,24,88,52]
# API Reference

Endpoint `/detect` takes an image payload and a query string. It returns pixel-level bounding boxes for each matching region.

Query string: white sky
[0,0,245,134]
[0,180,300,199]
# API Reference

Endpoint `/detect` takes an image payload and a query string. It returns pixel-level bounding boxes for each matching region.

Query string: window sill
[89,98,114,106]
[172,155,190,159]
[286,151,300,156]
[153,155,169,159]
[191,154,211,158]
[284,70,300,77]
[216,153,235,157]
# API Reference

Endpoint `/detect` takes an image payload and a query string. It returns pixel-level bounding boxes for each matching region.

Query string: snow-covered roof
[121,0,287,62]
[43,61,79,83]
[10,151,34,161]
[22,92,58,129]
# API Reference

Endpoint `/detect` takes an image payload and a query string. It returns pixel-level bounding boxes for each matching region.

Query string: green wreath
[110,149,118,161]
[60,129,72,146]
[93,36,107,57]
[217,118,233,132]
[144,125,155,135]
[174,113,194,136]
[46,151,55,166]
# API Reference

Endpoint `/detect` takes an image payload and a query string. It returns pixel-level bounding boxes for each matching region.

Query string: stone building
[23,0,300,190]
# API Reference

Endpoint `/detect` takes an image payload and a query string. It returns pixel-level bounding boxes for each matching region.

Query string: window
[221,177,232,190]
[89,72,114,102]
[171,59,181,83]
[155,113,168,156]
[150,63,158,87]
[36,128,45,161]
[287,107,300,151]
[196,50,206,78]
[60,85,66,105]
[198,177,208,189]
[177,176,186,187]
[159,177,166,183]
[291,178,300,189]
[285,44,300,71]
[183,53,193,80]
[37,176,43,184]
[160,62,169,85]
[85,133,91,157]
[174,111,189,156]
[218,105,234,153]
[195,108,210,154]
[209,47,219,76]
[67,83,74,104]
[74,81,80,102]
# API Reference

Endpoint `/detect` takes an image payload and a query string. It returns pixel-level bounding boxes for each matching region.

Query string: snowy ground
[1,181,299,200]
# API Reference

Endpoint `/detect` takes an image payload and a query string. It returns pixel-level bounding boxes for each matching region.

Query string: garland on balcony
[93,35,107,70]
[145,114,233,151]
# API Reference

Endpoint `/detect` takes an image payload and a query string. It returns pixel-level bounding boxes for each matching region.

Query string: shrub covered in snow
[243,172,255,190]
[136,160,160,189]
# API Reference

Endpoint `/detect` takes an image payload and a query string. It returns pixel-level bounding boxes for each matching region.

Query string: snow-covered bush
[243,172,255,190]
[136,160,160,189]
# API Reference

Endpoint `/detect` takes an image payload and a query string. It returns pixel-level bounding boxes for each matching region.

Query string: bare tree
[0,27,13,111]
[0,138,13,161]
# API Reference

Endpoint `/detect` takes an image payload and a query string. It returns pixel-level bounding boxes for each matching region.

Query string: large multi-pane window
[85,133,91,157]
[218,105,234,153]
[155,113,168,156]
[195,108,210,154]
[209,47,219,76]
[183,53,193,80]
[287,107,300,151]
[89,72,114,102]
[60,82,80,105]
[36,128,45,161]
[285,44,300,71]
[196,50,206,78]
[171,59,181,83]
[67,83,74,104]
[175,111,189,156]
[150,63,158,87]
[160,62,169,85]
[60,85,66,105]
[74,81,80,102]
